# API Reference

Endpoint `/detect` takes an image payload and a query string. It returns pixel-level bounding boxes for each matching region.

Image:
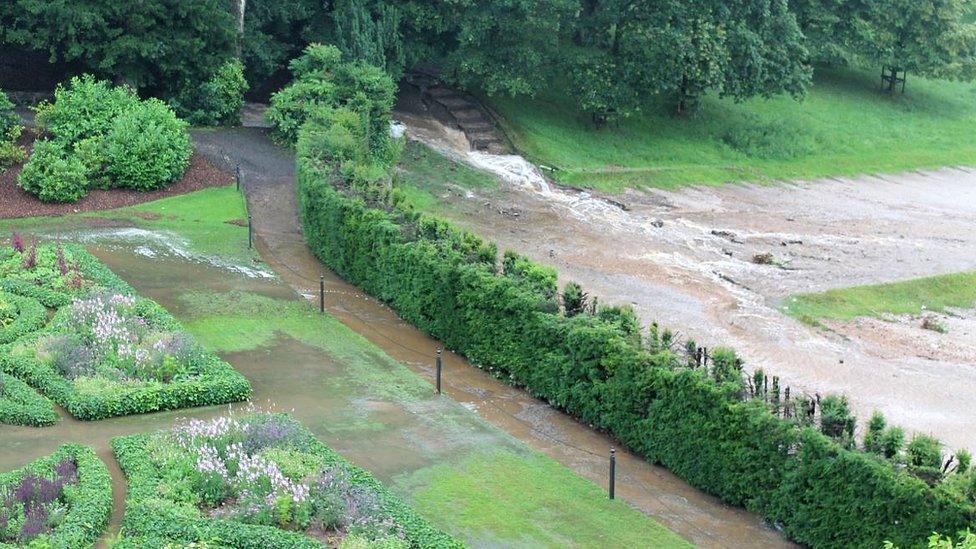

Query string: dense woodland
[2,0,975,122]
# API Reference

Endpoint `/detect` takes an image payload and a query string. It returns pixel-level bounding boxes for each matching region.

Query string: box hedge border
[0,246,252,420]
[0,292,47,345]
[111,414,462,549]
[296,151,976,548]
[0,443,112,549]
[0,370,57,426]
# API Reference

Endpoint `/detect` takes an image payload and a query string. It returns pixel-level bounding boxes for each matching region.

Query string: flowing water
[396,112,976,453]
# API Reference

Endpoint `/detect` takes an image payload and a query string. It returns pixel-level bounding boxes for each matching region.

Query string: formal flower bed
[0,238,251,420]
[0,444,111,548]
[112,413,460,548]
[0,291,46,345]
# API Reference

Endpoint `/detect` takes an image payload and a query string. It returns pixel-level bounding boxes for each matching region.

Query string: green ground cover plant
[783,271,976,323]
[0,241,251,420]
[491,67,976,192]
[287,49,976,547]
[112,412,460,548]
[20,75,191,202]
[0,444,111,548]
[394,141,498,215]
[0,371,56,426]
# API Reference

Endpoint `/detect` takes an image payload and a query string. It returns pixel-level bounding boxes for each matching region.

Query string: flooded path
[191,127,794,547]
[396,113,976,453]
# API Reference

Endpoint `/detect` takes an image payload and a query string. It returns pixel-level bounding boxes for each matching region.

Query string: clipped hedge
[0,292,46,345]
[0,245,251,420]
[112,415,462,549]
[297,150,976,547]
[0,444,112,548]
[0,371,57,426]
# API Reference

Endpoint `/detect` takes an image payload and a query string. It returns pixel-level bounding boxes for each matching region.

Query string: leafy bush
[33,75,138,147]
[0,371,57,426]
[0,444,111,547]
[0,243,251,420]
[171,59,249,126]
[0,292,45,345]
[0,90,19,137]
[0,90,26,171]
[17,139,89,202]
[103,99,191,190]
[112,413,461,548]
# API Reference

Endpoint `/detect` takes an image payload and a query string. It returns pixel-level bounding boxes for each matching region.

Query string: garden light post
[435,348,442,394]
[235,163,241,191]
[319,275,325,313]
[609,447,616,499]
[247,215,253,249]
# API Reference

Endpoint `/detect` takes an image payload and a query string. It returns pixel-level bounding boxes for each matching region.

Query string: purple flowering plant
[0,458,78,544]
[0,241,89,294]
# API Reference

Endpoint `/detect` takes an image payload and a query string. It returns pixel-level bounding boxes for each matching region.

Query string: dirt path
[397,114,976,453]
[190,127,794,548]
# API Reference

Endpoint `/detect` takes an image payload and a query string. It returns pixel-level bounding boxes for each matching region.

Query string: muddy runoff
[186,127,794,547]
[397,112,976,453]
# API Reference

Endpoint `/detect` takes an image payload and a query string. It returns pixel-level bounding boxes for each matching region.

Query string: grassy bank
[783,271,976,323]
[491,67,976,192]
[395,140,498,213]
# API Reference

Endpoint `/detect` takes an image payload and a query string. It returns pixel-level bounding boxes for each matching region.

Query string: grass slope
[395,141,498,213]
[783,271,976,322]
[491,67,976,192]
[397,450,692,548]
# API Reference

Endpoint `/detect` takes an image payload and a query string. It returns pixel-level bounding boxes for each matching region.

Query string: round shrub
[34,75,138,147]
[170,59,249,126]
[103,99,191,190]
[17,139,88,202]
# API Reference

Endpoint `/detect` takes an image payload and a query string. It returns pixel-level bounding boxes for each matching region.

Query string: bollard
[247,215,253,249]
[319,276,325,313]
[435,348,442,394]
[609,447,616,499]
[236,163,241,191]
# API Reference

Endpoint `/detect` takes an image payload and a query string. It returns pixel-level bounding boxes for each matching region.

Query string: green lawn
[395,140,498,213]
[397,450,692,548]
[782,271,976,323]
[491,67,976,192]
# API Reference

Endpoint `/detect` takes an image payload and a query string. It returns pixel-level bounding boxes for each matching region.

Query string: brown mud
[395,111,976,453]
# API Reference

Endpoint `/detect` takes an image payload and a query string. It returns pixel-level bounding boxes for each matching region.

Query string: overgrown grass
[782,271,976,322]
[395,141,498,213]
[3,186,257,263]
[491,67,976,192]
[397,450,692,548]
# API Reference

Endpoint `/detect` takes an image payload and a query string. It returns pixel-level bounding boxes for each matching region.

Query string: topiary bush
[103,99,192,190]
[17,139,89,202]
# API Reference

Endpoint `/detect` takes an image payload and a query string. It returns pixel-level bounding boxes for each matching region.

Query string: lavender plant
[0,458,79,544]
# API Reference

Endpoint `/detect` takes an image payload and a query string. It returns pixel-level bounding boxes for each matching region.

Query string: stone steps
[415,77,510,154]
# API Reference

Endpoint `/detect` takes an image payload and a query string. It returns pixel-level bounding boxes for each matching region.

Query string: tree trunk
[235,0,247,59]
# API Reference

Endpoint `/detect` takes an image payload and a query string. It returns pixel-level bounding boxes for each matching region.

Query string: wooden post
[609,448,616,499]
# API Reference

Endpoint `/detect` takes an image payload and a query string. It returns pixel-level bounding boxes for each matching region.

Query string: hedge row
[0,370,57,426]
[296,149,976,547]
[0,245,252,420]
[0,444,112,548]
[0,292,47,345]
[111,415,462,549]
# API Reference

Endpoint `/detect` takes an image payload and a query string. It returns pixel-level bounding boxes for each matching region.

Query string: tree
[240,0,326,86]
[1,0,236,94]
[331,0,407,81]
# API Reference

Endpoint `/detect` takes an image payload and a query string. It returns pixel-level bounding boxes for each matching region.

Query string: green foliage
[17,139,89,203]
[0,444,112,548]
[0,244,251,420]
[819,394,856,447]
[0,292,46,345]
[0,371,57,426]
[908,434,946,483]
[331,0,406,80]
[170,59,249,126]
[1,0,236,94]
[103,99,192,190]
[34,75,139,147]
[241,0,326,85]
[0,90,18,137]
[562,282,586,317]
[111,414,461,548]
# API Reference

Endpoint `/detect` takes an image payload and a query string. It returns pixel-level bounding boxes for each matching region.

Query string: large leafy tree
[1,0,236,94]
[240,0,326,86]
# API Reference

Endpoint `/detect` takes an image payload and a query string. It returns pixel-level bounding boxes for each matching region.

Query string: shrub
[0,292,46,345]
[0,90,19,137]
[17,139,89,202]
[0,444,111,546]
[0,91,26,171]
[33,75,138,147]
[103,99,191,190]
[171,59,249,126]
[0,371,58,426]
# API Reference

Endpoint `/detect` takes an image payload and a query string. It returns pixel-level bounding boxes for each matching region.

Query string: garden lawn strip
[111,413,461,548]
[0,444,112,548]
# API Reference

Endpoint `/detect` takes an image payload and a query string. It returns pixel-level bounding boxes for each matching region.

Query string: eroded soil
[398,113,976,452]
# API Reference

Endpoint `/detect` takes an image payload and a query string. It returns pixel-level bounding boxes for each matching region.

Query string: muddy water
[188,127,795,547]
[397,114,976,453]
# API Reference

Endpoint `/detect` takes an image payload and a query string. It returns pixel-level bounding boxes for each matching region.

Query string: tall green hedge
[0,444,112,548]
[112,415,462,548]
[296,148,976,547]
